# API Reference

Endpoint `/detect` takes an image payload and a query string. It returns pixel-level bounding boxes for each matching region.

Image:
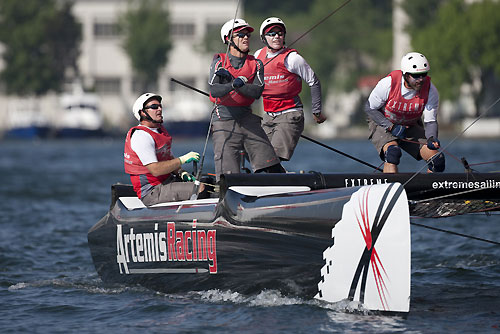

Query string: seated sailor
[124,93,205,205]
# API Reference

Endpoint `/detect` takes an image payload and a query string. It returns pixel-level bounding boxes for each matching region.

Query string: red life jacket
[384,70,431,125]
[209,53,258,107]
[256,47,303,112]
[124,125,174,198]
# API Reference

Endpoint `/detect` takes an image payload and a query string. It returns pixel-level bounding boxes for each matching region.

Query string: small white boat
[55,82,103,138]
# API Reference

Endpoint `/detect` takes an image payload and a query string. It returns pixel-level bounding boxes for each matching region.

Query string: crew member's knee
[385,145,402,165]
[427,152,445,172]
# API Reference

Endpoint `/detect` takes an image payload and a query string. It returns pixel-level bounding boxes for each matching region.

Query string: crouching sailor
[124,93,205,205]
[365,52,445,173]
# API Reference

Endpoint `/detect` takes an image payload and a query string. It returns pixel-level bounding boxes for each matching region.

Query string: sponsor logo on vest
[264,74,289,85]
[344,178,389,187]
[124,152,132,165]
[264,74,285,81]
[387,101,423,113]
[116,221,217,275]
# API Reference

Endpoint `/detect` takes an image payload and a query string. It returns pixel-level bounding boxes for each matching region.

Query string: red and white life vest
[124,125,174,198]
[384,70,431,125]
[256,47,303,112]
[209,53,258,107]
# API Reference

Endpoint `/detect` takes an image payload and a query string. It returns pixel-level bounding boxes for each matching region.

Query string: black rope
[287,0,353,49]
[300,134,383,172]
[410,221,500,246]
[170,78,381,171]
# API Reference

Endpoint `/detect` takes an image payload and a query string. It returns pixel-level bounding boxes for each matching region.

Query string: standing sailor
[124,93,204,205]
[208,18,284,181]
[365,52,445,173]
[255,17,327,161]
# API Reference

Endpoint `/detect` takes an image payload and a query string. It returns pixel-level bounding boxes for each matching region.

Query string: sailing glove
[390,124,406,139]
[426,136,440,150]
[180,171,196,182]
[179,152,200,164]
[215,68,232,82]
[232,76,248,89]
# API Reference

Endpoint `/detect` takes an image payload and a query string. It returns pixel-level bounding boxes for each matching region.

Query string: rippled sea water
[1,137,499,333]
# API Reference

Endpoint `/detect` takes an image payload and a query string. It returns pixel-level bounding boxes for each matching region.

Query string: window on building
[95,78,121,94]
[94,22,120,39]
[171,23,195,38]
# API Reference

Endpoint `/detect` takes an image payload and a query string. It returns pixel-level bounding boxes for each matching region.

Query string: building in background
[0,0,238,138]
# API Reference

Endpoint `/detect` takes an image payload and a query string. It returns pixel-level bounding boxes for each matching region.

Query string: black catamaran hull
[88,187,358,296]
[89,172,500,312]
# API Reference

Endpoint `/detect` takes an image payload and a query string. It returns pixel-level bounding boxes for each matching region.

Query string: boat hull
[88,187,358,296]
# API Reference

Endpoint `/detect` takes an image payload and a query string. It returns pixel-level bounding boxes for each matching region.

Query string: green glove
[180,171,196,182]
[179,151,200,164]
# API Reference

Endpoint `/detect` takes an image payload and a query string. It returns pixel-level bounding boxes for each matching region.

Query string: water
[1,137,499,333]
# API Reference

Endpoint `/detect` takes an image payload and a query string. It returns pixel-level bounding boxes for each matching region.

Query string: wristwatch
[313,112,321,117]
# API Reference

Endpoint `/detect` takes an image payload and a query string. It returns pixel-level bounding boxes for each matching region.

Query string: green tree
[292,0,393,92]
[408,0,500,116]
[119,0,172,92]
[402,0,444,34]
[244,0,313,16]
[0,0,81,95]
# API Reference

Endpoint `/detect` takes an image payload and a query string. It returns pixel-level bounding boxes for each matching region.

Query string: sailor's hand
[215,68,232,80]
[179,151,200,164]
[426,136,441,150]
[180,171,196,182]
[232,76,248,89]
[390,124,406,139]
[313,112,327,124]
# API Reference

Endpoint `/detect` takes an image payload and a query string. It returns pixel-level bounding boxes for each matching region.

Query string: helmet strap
[402,72,411,86]
[228,37,248,55]
[141,109,162,124]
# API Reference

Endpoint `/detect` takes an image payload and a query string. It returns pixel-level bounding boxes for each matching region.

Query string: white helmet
[401,52,430,74]
[220,18,254,44]
[132,93,162,120]
[259,17,286,38]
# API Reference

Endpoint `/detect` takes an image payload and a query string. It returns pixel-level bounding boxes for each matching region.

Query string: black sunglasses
[409,72,427,79]
[265,31,284,37]
[234,32,251,38]
[144,104,162,110]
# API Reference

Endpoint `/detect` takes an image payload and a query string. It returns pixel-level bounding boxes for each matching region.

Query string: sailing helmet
[259,17,287,41]
[401,52,430,74]
[220,18,254,44]
[132,93,162,120]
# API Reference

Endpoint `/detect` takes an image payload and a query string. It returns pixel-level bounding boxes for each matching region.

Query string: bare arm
[145,158,182,177]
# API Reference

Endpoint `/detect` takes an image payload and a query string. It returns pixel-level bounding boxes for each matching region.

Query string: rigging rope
[410,221,500,246]
[190,0,242,199]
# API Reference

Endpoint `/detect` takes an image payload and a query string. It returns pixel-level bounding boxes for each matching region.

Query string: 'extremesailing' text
[116,222,217,274]
[432,180,500,189]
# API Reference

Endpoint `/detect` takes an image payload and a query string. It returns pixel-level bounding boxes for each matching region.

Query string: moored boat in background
[55,82,103,138]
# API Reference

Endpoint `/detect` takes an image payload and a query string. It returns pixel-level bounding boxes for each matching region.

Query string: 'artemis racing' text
[116,222,217,274]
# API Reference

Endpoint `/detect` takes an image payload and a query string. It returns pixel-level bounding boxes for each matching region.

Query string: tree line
[0,0,498,116]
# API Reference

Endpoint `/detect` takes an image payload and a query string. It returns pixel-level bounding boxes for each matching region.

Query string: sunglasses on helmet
[144,104,162,110]
[265,31,284,37]
[234,32,251,38]
[409,72,427,79]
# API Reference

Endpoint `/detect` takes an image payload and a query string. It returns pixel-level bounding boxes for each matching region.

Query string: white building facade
[0,0,239,134]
